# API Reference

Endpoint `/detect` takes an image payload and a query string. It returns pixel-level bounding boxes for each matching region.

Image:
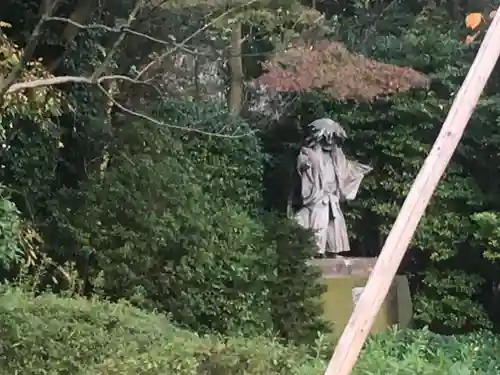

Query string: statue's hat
[307,118,347,140]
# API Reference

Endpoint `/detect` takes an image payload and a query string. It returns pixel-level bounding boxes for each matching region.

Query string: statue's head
[306,118,347,150]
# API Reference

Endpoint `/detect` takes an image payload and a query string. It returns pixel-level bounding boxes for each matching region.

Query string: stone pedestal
[309,257,413,337]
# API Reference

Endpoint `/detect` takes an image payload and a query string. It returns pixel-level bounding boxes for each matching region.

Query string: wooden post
[324,8,500,375]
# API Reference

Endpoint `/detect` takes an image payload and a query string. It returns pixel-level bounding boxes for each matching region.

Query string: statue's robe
[295,144,371,254]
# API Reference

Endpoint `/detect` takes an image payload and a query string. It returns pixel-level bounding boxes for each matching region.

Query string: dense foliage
[0,0,330,345]
[265,4,500,333]
[0,88,329,341]
[0,287,324,375]
[65,102,328,337]
[1,1,500,372]
[1,288,500,375]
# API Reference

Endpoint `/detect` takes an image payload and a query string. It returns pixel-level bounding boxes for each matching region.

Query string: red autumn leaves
[257,40,429,101]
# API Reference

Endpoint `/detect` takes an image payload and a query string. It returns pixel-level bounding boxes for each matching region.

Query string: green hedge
[0,288,323,375]
[61,103,328,344]
[0,288,499,375]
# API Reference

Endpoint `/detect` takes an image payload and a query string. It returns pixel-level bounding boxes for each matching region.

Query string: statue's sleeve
[334,147,372,201]
[297,148,321,205]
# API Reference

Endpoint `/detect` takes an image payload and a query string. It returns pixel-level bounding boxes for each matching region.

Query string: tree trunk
[228,21,243,117]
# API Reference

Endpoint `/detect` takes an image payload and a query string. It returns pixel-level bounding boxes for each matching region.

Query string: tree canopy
[0,0,500,345]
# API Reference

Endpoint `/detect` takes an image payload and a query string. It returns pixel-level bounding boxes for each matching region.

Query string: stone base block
[309,257,413,338]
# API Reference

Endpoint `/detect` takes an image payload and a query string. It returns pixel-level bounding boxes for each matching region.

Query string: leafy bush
[278,13,500,331]
[62,102,328,344]
[0,287,323,375]
[157,101,264,210]
[75,114,273,335]
[413,269,492,331]
[355,328,500,375]
[265,213,330,344]
[0,192,22,269]
[0,288,500,375]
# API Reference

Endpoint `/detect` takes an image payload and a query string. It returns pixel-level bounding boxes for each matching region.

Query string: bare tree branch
[0,0,258,138]
[5,74,254,138]
[95,82,253,138]
[90,0,145,80]
[45,16,204,56]
[6,76,93,91]
[90,0,145,145]
[0,0,61,96]
[44,15,276,59]
[135,0,259,79]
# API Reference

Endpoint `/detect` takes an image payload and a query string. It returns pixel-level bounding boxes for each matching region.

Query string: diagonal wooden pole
[324,8,500,375]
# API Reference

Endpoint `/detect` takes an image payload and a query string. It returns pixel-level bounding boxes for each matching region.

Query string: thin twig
[96,82,253,138]
[0,0,61,96]
[45,15,277,59]
[5,74,254,138]
[46,16,210,56]
[90,0,145,80]
[135,0,259,79]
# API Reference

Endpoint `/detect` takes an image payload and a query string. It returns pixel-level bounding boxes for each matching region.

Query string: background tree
[2,0,500,346]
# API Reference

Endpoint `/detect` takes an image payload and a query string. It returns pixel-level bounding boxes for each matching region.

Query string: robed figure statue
[290,118,372,258]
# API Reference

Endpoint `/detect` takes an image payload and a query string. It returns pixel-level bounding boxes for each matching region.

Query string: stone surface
[351,286,365,306]
[293,118,371,255]
[308,257,377,277]
[311,257,413,337]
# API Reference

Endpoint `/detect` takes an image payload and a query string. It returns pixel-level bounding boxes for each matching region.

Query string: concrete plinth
[309,257,413,337]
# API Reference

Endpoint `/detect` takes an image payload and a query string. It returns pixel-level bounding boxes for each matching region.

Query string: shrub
[0,288,500,375]
[67,102,328,345]
[157,100,264,210]
[265,213,330,344]
[0,287,323,375]
[78,145,276,336]
[276,16,499,331]
[0,191,22,270]
[354,328,500,375]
